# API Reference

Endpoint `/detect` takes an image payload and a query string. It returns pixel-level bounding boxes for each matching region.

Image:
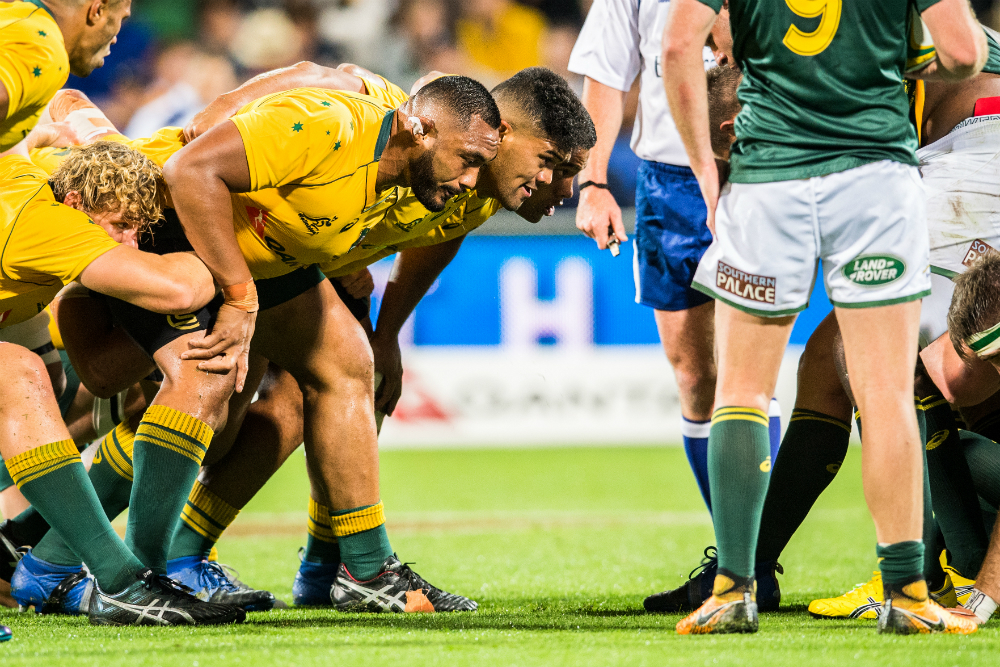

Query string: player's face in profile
[481,129,566,212]
[90,208,141,248]
[69,0,132,77]
[516,148,589,223]
[409,115,499,212]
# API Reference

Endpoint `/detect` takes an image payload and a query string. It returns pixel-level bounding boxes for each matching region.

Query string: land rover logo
[843,255,904,287]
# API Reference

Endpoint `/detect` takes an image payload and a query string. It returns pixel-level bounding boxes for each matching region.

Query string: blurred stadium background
[71,0,1000,447]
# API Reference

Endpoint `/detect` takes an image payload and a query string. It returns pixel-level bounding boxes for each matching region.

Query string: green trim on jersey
[930,266,960,279]
[830,289,932,310]
[696,0,939,184]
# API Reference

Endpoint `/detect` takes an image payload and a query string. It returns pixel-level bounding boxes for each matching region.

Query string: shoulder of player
[0,3,67,62]
[238,87,395,118]
[124,128,185,167]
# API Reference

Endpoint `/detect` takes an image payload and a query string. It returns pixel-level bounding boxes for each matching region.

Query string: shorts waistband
[256,265,326,311]
[925,114,1000,150]
[640,160,697,178]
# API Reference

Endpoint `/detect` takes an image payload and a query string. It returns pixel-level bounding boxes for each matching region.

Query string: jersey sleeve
[359,74,410,108]
[915,0,942,11]
[693,0,723,12]
[567,0,641,91]
[125,127,185,167]
[230,92,354,191]
[5,201,120,286]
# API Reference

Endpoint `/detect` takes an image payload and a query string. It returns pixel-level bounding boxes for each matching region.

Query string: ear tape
[409,116,424,135]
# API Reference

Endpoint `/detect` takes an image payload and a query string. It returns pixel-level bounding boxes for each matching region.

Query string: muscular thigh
[253,279,373,386]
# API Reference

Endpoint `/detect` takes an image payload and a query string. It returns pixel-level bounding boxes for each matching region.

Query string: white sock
[965,588,998,623]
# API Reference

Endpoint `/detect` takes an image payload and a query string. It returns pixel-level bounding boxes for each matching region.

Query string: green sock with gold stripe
[331,502,393,580]
[168,480,240,560]
[708,407,772,580]
[755,409,851,563]
[125,405,213,574]
[6,439,142,593]
[33,421,137,566]
[303,497,340,564]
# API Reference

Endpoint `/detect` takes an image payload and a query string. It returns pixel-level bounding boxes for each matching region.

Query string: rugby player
[946,254,1000,624]
[0,141,245,625]
[651,18,1000,624]
[662,0,985,635]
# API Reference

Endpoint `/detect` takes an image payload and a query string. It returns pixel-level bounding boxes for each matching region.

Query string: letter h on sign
[499,257,593,349]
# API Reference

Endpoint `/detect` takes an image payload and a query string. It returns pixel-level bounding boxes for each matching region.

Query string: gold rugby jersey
[321,189,501,277]
[228,87,406,279]
[0,0,68,152]
[0,155,120,329]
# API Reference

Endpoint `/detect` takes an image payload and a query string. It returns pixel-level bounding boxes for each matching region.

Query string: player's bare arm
[661,0,719,233]
[915,0,987,81]
[371,236,466,414]
[162,121,256,391]
[77,248,215,316]
[574,77,626,249]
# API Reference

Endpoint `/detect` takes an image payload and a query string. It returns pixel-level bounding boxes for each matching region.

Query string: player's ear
[498,119,513,141]
[720,119,736,134]
[88,0,106,23]
[408,115,435,143]
[62,191,84,211]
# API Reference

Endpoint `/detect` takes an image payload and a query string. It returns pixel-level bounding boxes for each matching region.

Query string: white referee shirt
[568,0,715,166]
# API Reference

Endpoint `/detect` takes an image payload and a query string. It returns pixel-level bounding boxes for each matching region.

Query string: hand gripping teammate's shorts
[920,115,1000,279]
[692,160,932,316]
[632,161,714,311]
[103,210,326,357]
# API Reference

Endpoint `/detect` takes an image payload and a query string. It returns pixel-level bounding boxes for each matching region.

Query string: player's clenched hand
[370,331,403,415]
[25,121,83,150]
[337,268,375,300]
[182,304,257,392]
[576,186,626,250]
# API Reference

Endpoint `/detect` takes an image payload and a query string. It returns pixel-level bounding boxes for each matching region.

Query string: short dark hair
[491,67,596,153]
[411,75,502,130]
[707,65,742,158]
[949,250,1000,360]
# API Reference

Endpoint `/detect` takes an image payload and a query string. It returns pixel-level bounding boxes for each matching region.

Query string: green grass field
[0,445,996,666]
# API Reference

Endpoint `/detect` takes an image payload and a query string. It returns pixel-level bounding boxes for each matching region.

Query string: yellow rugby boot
[676,574,758,635]
[878,580,978,635]
[930,573,959,609]
[808,571,882,620]
[943,566,976,606]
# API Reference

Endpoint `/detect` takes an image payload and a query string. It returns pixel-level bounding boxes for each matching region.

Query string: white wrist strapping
[965,588,998,623]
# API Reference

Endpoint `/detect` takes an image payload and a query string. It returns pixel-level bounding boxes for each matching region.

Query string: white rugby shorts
[920,115,1000,279]
[692,160,931,316]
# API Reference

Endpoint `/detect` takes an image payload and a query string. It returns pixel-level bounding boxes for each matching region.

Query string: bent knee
[0,343,51,385]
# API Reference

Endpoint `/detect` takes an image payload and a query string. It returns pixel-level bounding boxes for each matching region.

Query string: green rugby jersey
[696,0,941,183]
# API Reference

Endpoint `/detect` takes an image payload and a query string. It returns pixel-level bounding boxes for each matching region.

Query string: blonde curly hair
[48,141,163,231]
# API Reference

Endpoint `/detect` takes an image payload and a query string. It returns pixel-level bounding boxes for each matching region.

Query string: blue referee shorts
[633,160,713,312]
